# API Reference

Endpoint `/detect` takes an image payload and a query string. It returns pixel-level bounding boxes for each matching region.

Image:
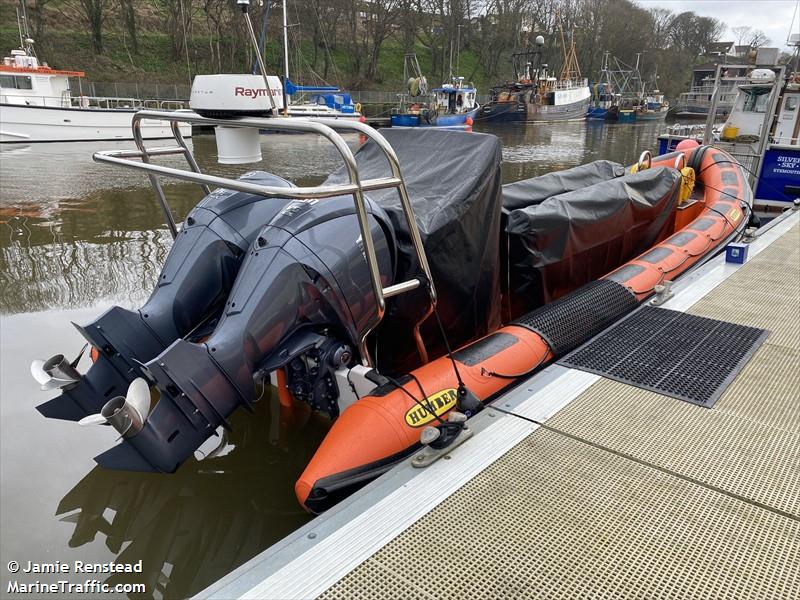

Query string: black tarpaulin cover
[505,166,681,315]
[502,160,626,209]
[323,128,503,373]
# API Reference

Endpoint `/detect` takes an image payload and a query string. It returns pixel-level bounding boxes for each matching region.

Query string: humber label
[404,388,458,427]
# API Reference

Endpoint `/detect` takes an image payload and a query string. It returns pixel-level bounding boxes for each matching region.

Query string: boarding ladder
[93,111,437,366]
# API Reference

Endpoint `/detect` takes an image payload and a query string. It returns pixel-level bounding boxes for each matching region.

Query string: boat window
[0,74,33,90]
[743,87,771,113]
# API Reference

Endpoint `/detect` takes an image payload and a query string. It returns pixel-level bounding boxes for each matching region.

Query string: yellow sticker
[730,208,741,222]
[404,388,458,427]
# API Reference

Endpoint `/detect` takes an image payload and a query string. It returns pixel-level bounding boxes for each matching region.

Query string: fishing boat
[0,7,190,143]
[659,56,800,209]
[30,94,753,513]
[634,91,669,121]
[390,54,479,128]
[480,30,590,123]
[588,53,666,123]
[587,52,619,120]
[633,65,669,121]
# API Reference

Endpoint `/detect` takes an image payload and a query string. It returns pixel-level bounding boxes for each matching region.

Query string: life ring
[355,102,362,114]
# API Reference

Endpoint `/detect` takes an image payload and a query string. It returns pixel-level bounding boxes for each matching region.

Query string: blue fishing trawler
[391,54,479,128]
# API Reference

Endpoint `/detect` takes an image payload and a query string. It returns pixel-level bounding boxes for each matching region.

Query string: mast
[282,0,290,112]
[456,24,461,76]
[16,6,24,50]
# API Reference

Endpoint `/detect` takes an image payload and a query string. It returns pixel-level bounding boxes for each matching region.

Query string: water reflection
[56,400,328,599]
[0,134,361,315]
[479,120,666,182]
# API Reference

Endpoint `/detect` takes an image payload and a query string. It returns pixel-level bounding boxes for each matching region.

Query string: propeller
[78,378,152,438]
[30,345,87,391]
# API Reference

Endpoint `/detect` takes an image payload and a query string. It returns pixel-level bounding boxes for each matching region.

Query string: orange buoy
[676,138,700,151]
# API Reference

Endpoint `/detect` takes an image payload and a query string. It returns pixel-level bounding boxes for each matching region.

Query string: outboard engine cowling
[36,172,298,422]
[93,195,395,473]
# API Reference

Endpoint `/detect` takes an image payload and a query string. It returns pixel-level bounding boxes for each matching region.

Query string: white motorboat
[0,41,191,143]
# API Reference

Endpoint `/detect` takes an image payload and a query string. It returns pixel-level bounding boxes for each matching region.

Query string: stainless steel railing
[93,109,437,365]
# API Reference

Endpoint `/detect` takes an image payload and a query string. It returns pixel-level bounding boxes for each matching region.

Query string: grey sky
[632,0,799,50]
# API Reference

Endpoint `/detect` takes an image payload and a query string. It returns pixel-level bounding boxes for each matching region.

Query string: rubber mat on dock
[559,307,768,407]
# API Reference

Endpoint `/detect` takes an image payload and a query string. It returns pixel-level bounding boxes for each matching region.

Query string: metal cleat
[650,280,674,306]
[412,412,473,468]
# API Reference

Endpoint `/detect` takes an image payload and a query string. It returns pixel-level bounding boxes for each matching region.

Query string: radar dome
[749,69,776,83]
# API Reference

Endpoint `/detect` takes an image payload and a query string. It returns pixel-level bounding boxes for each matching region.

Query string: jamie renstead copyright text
[5,560,146,595]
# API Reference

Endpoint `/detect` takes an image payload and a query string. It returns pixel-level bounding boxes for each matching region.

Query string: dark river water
[0,120,665,598]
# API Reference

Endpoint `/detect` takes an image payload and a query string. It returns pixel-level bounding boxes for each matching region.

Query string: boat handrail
[93,109,437,366]
[3,94,189,110]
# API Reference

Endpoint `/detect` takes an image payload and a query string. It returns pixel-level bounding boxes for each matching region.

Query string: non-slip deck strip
[558,306,769,407]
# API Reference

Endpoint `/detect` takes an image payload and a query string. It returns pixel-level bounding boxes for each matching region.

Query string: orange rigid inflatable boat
[31,123,752,515]
[296,143,752,512]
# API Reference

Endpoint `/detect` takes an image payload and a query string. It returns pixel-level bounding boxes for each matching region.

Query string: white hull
[0,103,192,143]
[285,108,362,121]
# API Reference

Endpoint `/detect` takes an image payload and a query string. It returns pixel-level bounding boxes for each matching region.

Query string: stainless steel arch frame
[93,110,437,365]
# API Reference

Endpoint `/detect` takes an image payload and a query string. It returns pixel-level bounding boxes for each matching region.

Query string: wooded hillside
[0,1,777,99]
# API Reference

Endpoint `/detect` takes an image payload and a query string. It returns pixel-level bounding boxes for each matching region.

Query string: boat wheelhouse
[659,63,800,209]
[634,91,669,121]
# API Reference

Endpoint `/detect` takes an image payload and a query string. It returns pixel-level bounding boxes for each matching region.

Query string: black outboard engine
[34,172,298,422]
[92,195,395,473]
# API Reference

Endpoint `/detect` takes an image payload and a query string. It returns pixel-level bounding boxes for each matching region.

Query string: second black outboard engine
[33,172,298,422]
[92,194,395,473]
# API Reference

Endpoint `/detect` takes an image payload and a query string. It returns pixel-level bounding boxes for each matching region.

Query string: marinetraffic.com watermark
[5,560,146,595]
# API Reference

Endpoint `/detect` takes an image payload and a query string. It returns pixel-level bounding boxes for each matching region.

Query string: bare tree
[152,0,197,62]
[731,25,752,46]
[66,0,112,54]
[121,0,138,55]
[28,0,54,40]
[747,29,770,48]
[361,1,402,81]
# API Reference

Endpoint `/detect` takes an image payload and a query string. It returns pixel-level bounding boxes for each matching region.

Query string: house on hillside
[706,41,736,57]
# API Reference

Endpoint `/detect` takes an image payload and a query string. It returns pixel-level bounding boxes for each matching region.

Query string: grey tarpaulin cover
[324,128,503,373]
[502,160,626,209]
[504,166,681,315]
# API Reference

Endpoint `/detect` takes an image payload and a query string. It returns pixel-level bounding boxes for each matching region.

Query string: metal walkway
[200,211,800,600]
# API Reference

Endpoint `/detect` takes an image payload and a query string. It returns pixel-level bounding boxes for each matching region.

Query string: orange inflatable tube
[296,145,751,513]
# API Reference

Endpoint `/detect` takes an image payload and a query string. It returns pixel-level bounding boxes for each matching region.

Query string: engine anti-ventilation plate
[559,307,769,407]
